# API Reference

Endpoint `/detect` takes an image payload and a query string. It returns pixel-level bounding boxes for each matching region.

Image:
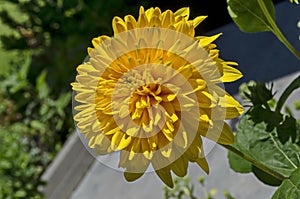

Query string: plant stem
[221,144,286,181]
[257,0,300,61]
[275,75,300,112]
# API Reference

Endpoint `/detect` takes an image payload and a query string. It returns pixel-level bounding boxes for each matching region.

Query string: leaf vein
[269,133,298,169]
[233,0,272,31]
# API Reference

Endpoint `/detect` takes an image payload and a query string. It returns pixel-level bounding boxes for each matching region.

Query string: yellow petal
[221,64,243,82]
[161,10,175,28]
[161,145,172,157]
[162,127,174,142]
[174,7,190,20]
[141,139,153,159]
[74,105,94,121]
[217,122,234,144]
[203,122,234,144]
[196,157,209,174]
[174,130,188,148]
[138,12,148,27]
[174,21,191,35]
[111,131,132,150]
[147,135,158,150]
[197,33,222,47]
[124,15,137,30]
[112,16,127,34]
[145,7,154,19]
[120,150,150,173]
[93,136,112,155]
[92,35,110,48]
[222,94,244,119]
[88,133,104,148]
[192,16,207,27]
[171,156,188,177]
[155,168,174,188]
[124,172,144,182]
[149,15,161,27]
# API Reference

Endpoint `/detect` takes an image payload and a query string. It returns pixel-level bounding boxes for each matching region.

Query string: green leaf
[272,167,300,199]
[14,190,26,197]
[56,92,71,109]
[30,120,46,131]
[248,106,282,132]
[36,70,50,99]
[277,116,298,144]
[228,150,252,173]
[252,166,282,186]
[227,0,275,32]
[235,115,300,179]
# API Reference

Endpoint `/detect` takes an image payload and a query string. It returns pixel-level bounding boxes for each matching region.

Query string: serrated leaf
[235,115,300,179]
[227,0,275,32]
[228,150,252,173]
[272,167,300,199]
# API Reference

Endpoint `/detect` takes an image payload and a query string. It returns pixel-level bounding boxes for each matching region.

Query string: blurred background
[0,0,298,198]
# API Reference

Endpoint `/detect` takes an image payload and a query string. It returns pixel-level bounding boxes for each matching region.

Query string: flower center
[129,83,168,127]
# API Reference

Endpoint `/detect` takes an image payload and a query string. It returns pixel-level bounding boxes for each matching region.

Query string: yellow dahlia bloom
[72,6,244,187]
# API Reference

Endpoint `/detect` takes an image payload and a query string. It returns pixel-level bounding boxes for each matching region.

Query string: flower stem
[257,0,300,61]
[221,144,286,181]
[275,75,300,112]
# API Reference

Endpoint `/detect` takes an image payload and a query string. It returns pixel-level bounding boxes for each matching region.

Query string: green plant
[163,176,235,199]
[0,114,45,199]
[0,53,71,197]
[0,0,143,197]
[166,1,300,198]
[224,1,300,198]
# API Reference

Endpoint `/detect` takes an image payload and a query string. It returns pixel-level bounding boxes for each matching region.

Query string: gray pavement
[71,144,277,199]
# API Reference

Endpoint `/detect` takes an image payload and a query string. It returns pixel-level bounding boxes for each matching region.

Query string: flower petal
[203,121,234,145]
[192,16,207,27]
[124,172,144,182]
[221,64,243,82]
[174,7,190,20]
[155,168,174,188]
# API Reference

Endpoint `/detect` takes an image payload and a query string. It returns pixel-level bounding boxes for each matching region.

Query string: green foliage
[164,177,197,199]
[227,1,300,196]
[228,150,251,173]
[0,0,143,149]
[163,176,235,199]
[0,0,144,197]
[0,52,72,197]
[227,0,275,32]
[0,123,45,199]
[272,167,300,199]
[228,80,300,196]
[0,51,72,149]
[227,0,300,60]
[252,166,282,187]
[0,0,141,93]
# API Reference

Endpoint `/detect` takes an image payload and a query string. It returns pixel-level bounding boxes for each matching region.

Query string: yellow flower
[290,0,299,4]
[72,6,244,187]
